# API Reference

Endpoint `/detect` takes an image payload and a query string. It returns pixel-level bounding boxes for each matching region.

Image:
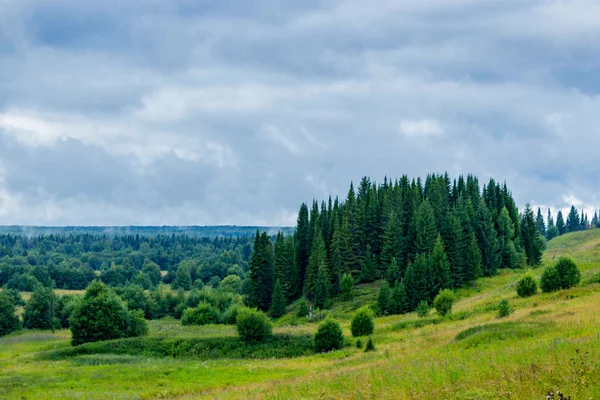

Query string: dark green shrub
[314,318,344,353]
[236,307,272,343]
[56,295,81,329]
[516,272,538,297]
[351,306,374,337]
[416,301,431,318]
[356,339,363,349]
[554,257,581,289]
[23,287,60,331]
[364,337,375,352]
[433,289,454,317]
[296,298,309,318]
[181,303,220,326]
[540,266,561,293]
[70,281,146,346]
[497,299,513,318]
[0,291,21,337]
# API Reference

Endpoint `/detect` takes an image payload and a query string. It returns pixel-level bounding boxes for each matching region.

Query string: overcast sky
[1,0,599,226]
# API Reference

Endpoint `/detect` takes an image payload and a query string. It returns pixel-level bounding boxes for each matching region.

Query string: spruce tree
[270,280,286,319]
[536,207,546,238]
[295,203,311,285]
[314,262,330,309]
[381,211,403,268]
[392,283,411,314]
[385,257,402,286]
[428,236,451,299]
[521,204,544,266]
[442,212,467,287]
[592,212,599,228]
[413,200,437,256]
[464,232,483,284]
[280,235,299,301]
[359,245,377,283]
[304,230,327,299]
[403,254,429,310]
[566,205,580,233]
[474,200,500,277]
[249,232,275,311]
[556,211,566,236]
[376,281,393,315]
[341,272,353,300]
[498,207,518,269]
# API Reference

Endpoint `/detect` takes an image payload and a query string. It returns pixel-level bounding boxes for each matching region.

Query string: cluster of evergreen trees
[537,205,600,241]
[248,174,546,314]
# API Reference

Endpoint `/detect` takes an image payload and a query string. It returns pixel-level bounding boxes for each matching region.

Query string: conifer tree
[413,200,437,256]
[403,254,429,310]
[270,280,286,319]
[329,217,351,294]
[592,212,599,229]
[428,236,451,299]
[314,262,330,309]
[249,232,275,311]
[521,204,544,266]
[464,232,483,284]
[341,273,354,300]
[442,212,467,287]
[566,205,580,233]
[295,203,311,285]
[498,207,518,269]
[280,236,299,301]
[381,211,403,268]
[536,207,546,237]
[392,283,411,314]
[385,257,402,286]
[556,211,566,236]
[304,230,327,299]
[376,281,393,315]
[359,245,377,283]
[474,200,501,277]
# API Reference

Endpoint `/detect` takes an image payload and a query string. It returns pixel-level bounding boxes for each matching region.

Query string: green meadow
[3,230,600,399]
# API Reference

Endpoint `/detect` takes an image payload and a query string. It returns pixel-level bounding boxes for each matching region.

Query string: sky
[1,0,600,226]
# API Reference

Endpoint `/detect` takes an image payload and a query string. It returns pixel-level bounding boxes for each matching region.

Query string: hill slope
[2,230,600,399]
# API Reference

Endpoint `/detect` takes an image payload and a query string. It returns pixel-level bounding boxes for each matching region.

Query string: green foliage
[554,257,581,290]
[219,275,242,294]
[314,318,344,353]
[2,288,25,306]
[221,303,242,325]
[359,245,377,283]
[433,289,454,317]
[540,266,562,293]
[364,337,375,352]
[0,291,21,337]
[296,298,309,318]
[521,204,544,266]
[351,306,374,337]
[269,280,287,319]
[416,301,431,318]
[70,280,145,346]
[181,303,220,326]
[23,287,59,331]
[126,310,149,337]
[517,272,538,297]
[497,299,513,318]
[376,280,393,316]
[236,307,273,343]
[428,236,451,298]
[392,283,411,314]
[248,232,275,312]
[356,339,363,349]
[56,294,81,329]
[313,262,330,309]
[454,322,550,349]
[341,273,354,301]
[385,257,402,286]
[173,263,192,291]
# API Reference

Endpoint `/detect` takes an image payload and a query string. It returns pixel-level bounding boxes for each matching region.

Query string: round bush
[540,266,561,293]
[416,301,431,318]
[554,257,581,289]
[433,289,454,317]
[181,303,220,326]
[314,318,344,353]
[351,306,374,337]
[236,307,272,343]
[516,273,538,297]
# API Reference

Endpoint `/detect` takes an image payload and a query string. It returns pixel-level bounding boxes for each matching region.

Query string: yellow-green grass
[2,230,600,399]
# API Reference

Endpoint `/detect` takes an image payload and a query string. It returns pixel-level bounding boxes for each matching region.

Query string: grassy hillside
[3,230,600,399]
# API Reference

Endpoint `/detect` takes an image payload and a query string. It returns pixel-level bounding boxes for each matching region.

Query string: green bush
[314,318,344,353]
[23,287,60,331]
[0,291,21,337]
[516,272,538,297]
[433,289,454,317]
[181,303,220,326]
[221,303,242,325]
[416,301,431,318]
[364,337,375,352]
[356,339,363,349]
[70,281,147,346]
[126,310,149,337]
[2,288,25,306]
[236,307,272,343]
[497,299,513,318]
[554,257,581,289]
[540,266,562,293]
[351,306,374,337]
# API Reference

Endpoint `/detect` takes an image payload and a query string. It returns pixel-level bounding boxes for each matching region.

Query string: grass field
[2,230,600,399]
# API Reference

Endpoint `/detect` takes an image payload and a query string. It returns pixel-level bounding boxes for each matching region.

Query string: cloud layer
[1,0,599,225]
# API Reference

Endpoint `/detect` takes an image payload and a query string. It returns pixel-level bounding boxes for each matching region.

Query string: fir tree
[556,211,566,236]
[498,207,518,269]
[464,232,483,284]
[381,211,403,268]
[475,200,500,277]
[359,245,377,283]
[428,236,451,299]
[269,280,286,319]
[280,236,299,301]
[392,283,411,314]
[385,257,402,286]
[536,207,546,237]
[592,212,599,228]
[248,232,275,311]
[521,204,544,266]
[304,230,327,300]
[314,262,330,309]
[295,204,311,285]
[442,212,467,287]
[403,254,429,310]
[341,273,354,300]
[566,205,580,233]
[376,281,393,315]
[413,200,437,256]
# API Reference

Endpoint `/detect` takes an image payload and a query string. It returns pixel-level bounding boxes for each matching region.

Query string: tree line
[247,174,547,315]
